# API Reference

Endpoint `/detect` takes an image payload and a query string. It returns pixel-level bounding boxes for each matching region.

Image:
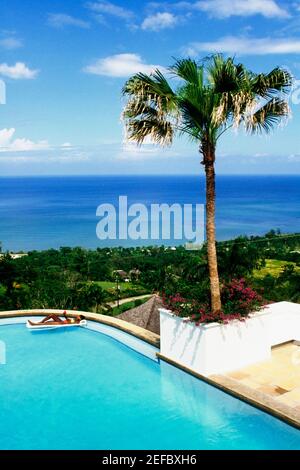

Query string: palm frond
[213,89,256,128]
[122,54,292,148]
[170,58,202,87]
[245,98,290,134]
[207,55,248,93]
[123,70,176,113]
[125,117,174,146]
[206,55,255,128]
[123,101,159,121]
[177,98,205,138]
[251,68,292,99]
[122,69,177,145]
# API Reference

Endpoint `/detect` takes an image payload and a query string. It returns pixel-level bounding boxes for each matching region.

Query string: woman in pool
[28,311,86,326]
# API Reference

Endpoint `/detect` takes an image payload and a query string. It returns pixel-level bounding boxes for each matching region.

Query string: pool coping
[157,353,300,431]
[0,309,160,348]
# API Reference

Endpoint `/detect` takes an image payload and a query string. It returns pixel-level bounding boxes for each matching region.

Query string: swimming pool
[0,322,300,450]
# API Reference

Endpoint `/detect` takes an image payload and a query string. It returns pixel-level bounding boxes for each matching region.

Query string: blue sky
[1,0,300,175]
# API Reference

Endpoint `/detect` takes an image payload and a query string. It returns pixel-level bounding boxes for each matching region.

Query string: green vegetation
[0,231,299,314]
[95,281,126,290]
[94,281,149,299]
[253,259,300,279]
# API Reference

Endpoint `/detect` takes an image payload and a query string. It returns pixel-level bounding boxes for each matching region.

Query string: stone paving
[226,341,300,409]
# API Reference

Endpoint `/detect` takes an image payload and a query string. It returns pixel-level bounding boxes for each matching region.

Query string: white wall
[160,302,300,376]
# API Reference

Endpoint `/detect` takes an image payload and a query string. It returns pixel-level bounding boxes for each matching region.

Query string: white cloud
[119,144,157,160]
[254,152,270,158]
[0,127,74,154]
[119,140,179,160]
[86,1,134,20]
[0,37,22,49]
[185,36,300,56]
[9,138,49,152]
[0,152,89,164]
[194,0,289,18]
[0,128,15,147]
[0,62,38,79]
[148,0,289,18]
[141,12,178,31]
[288,154,300,162]
[47,151,90,163]
[0,128,49,152]
[84,53,163,77]
[48,13,90,29]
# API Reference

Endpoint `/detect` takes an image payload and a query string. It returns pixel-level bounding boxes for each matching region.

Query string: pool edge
[157,353,300,431]
[0,310,160,348]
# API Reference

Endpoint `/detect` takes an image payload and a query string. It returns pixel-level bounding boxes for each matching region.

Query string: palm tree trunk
[202,147,222,312]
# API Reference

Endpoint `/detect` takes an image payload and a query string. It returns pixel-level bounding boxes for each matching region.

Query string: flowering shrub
[221,278,263,316]
[162,279,264,325]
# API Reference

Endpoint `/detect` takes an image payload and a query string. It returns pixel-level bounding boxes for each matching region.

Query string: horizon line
[0,173,300,178]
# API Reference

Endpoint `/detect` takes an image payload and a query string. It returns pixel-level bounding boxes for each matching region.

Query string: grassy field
[253,259,300,279]
[94,281,150,300]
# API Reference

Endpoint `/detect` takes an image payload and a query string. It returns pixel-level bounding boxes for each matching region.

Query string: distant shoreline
[3,232,300,255]
[0,174,299,178]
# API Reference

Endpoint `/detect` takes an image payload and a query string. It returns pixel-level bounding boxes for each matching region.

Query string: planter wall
[160,301,300,376]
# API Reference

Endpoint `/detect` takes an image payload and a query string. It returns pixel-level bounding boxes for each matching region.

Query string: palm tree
[122,55,292,312]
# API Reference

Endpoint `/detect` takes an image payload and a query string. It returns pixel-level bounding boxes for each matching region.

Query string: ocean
[0,175,299,252]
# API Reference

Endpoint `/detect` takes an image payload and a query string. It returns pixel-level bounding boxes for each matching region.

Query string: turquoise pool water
[0,323,300,450]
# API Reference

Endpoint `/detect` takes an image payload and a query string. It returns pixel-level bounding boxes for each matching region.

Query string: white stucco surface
[160,302,300,376]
